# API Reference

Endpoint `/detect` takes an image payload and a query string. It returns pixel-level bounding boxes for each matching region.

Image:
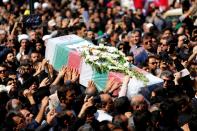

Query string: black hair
[129,28,142,37]
[99,121,112,131]
[0,91,9,125]
[3,77,14,86]
[2,49,13,62]
[162,27,173,34]
[133,110,151,131]
[160,70,174,80]
[112,114,128,131]
[4,110,21,129]
[159,99,178,126]
[0,63,7,68]
[121,33,127,40]
[84,105,97,116]
[57,83,75,100]
[142,32,152,41]
[114,96,130,114]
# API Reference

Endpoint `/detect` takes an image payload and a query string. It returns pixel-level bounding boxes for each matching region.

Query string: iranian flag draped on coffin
[45,35,163,97]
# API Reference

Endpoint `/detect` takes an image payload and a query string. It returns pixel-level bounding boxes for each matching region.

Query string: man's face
[0,32,6,40]
[12,115,27,129]
[0,66,6,79]
[148,58,157,71]
[131,32,140,45]
[6,36,15,48]
[87,31,94,39]
[159,61,168,71]
[81,27,87,37]
[6,53,15,63]
[101,94,114,112]
[131,95,148,111]
[143,37,152,51]
[178,35,186,48]
[29,82,38,91]
[126,56,134,65]
[36,43,42,51]
[162,30,171,39]
[20,39,28,49]
[29,31,36,40]
[7,79,17,92]
[20,109,34,124]
[66,90,76,104]
[19,65,32,78]
[8,74,17,82]
[31,53,39,63]
[161,76,173,89]
[160,40,169,52]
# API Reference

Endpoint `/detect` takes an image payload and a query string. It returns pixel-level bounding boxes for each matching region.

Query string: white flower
[92,56,99,61]
[92,49,101,55]
[107,47,117,53]
[86,56,99,61]
[95,61,102,66]
[100,53,108,58]
[111,54,119,59]
[99,43,105,48]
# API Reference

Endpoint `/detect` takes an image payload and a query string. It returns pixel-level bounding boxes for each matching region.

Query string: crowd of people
[0,0,197,130]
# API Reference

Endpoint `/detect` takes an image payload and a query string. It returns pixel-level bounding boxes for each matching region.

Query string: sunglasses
[150,62,157,65]
[144,40,152,45]
[161,44,168,46]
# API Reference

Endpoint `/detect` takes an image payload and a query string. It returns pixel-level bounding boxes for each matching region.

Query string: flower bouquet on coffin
[80,44,149,85]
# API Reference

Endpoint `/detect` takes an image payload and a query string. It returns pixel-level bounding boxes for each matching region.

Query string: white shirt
[94,109,112,122]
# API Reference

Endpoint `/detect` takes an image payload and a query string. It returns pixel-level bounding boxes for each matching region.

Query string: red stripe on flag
[67,51,81,71]
[108,72,124,97]
[108,72,124,83]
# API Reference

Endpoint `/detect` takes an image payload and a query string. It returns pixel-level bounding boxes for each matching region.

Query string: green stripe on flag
[92,69,109,91]
[53,44,70,70]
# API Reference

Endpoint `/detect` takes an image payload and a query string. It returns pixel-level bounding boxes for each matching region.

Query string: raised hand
[33,62,42,76]
[78,97,94,118]
[39,77,50,88]
[66,67,72,81]
[104,78,115,93]
[71,68,80,83]
[58,65,67,78]
[23,89,33,97]
[46,109,57,125]
[47,64,54,79]
[109,81,122,93]
[87,80,97,90]
[41,96,49,108]
[41,59,49,68]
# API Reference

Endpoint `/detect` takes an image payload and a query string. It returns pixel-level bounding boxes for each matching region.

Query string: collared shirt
[130,45,148,66]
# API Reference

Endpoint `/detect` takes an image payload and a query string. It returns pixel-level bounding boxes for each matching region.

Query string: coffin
[45,35,163,97]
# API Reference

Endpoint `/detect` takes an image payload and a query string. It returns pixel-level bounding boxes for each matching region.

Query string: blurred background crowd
[0,0,197,131]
